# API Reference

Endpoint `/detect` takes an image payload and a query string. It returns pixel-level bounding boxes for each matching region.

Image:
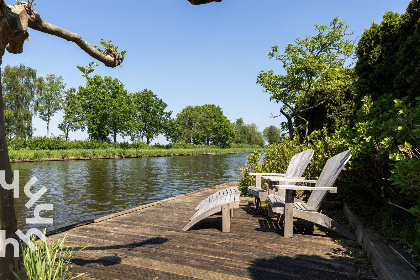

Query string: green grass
[14,233,87,280]
[8,147,264,162]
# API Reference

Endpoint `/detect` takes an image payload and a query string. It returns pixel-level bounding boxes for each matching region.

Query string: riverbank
[8,147,263,162]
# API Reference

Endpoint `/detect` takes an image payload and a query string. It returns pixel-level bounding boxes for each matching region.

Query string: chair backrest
[277,149,314,198]
[306,150,352,211]
[284,149,314,177]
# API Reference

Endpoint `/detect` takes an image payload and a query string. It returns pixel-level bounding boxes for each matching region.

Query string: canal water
[11,153,251,232]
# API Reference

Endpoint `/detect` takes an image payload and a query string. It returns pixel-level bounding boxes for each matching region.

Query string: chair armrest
[248,173,284,176]
[262,176,307,182]
[275,184,337,193]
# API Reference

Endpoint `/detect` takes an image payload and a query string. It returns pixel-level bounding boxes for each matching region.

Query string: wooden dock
[50,182,377,279]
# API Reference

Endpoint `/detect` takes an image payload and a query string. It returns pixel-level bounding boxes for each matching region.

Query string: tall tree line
[3,65,274,147]
[2,64,67,139]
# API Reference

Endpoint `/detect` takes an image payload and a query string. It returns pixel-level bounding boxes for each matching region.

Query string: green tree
[233,118,264,147]
[198,104,234,147]
[132,89,172,145]
[58,88,84,141]
[355,1,420,104]
[294,68,357,135]
[263,125,282,145]
[35,74,65,137]
[78,75,131,143]
[233,118,246,143]
[2,64,39,139]
[172,105,199,144]
[173,104,234,147]
[350,0,420,217]
[257,17,355,140]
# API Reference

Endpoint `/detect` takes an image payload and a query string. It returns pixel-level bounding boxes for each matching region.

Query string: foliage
[35,74,65,137]
[171,104,235,148]
[58,88,84,141]
[76,62,97,78]
[257,17,356,140]
[355,1,420,103]
[2,64,39,139]
[93,39,127,60]
[346,95,420,216]
[233,118,264,147]
[263,125,282,145]
[351,0,420,217]
[7,137,146,151]
[77,75,132,142]
[238,132,349,197]
[14,232,86,280]
[131,89,172,145]
[239,94,420,255]
[294,68,357,135]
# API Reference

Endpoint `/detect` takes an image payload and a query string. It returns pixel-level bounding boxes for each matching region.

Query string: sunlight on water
[11,153,251,232]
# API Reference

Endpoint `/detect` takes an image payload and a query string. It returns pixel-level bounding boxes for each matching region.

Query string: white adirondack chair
[247,149,314,209]
[268,150,355,240]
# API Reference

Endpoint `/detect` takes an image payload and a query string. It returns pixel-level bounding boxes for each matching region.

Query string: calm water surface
[11,153,250,232]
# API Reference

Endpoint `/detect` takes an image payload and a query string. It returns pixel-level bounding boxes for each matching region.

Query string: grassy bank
[6,137,264,162]
[8,147,263,162]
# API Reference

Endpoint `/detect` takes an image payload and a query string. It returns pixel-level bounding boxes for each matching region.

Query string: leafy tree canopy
[233,118,264,147]
[172,104,234,148]
[263,125,282,145]
[35,73,65,137]
[58,87,84,141]
[77,75,131,143]
[2,64,39,139]
[132,89,172,145]
[257,17,355,140]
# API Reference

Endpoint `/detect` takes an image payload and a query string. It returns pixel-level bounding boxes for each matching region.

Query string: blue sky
[3,0,411,143]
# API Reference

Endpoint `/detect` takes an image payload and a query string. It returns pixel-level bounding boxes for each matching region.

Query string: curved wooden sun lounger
[183,186,240,232]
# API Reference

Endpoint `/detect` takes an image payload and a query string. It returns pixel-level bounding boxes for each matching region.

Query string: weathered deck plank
[49,182,377,280]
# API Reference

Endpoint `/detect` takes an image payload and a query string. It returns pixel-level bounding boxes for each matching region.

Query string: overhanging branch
[6,2,123,68]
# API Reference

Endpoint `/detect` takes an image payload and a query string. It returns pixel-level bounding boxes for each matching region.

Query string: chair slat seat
[268,194,315,212]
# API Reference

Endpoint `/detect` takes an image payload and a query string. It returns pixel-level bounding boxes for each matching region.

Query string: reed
[13,233,87,280]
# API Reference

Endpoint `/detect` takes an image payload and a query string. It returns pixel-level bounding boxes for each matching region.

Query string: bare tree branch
[298,99,327,113]
[7,2,123,67]
[387,200,420,219]
[189,0,222,5]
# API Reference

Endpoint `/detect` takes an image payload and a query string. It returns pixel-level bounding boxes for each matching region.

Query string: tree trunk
[297,115,309,145]
[113,129,117,144]
[0,69,27,280]
[47,119,50,137]
[280,109,295,140]
[65,123,69,141]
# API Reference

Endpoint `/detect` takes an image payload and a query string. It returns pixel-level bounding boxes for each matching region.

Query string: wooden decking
[50,182,377,279]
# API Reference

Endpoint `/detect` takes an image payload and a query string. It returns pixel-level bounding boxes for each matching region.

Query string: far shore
[9,147,264,163]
